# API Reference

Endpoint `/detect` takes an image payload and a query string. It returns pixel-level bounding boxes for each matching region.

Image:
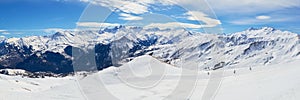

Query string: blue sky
[0,0,299,38]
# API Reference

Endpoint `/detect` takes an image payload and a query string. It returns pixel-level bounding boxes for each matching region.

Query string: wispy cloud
[0,35,6,39]
[77,0,205,14]
[78,0,221,28]
[44,28,77,33]
[119,13,143,21]
[76,22,120,28]
[184,11,221,27]
[0,30,7,32]
[77,0,211,14]
[208,0,300,13]
[79,0,151,14]
[1,32,10,35]
[256,15,271,20]
[66,0,298,33]
[230,16,290,25]
[206,0,300,30]
[145,22,216,29]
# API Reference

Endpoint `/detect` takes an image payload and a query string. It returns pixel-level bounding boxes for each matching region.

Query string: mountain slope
[1,55,300,100]
[0,26,299,74]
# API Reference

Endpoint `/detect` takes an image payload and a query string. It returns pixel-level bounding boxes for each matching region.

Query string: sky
[0,0,299,38]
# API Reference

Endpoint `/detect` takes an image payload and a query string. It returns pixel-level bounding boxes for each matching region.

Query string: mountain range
[0,26,299,74]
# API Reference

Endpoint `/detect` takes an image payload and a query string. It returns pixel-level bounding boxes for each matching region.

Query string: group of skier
[207,67,253,75]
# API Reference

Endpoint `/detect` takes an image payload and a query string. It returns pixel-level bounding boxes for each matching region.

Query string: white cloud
[230,18,289,25]
[256,15,271,20]
[119,13,143,20]
[207,0,300,13]
[78,0,204,14]
[0,35,5,38]
[44,22,121,33]
[78,0,300,23]
[185,11,221,27]
[78,0,198,14]
[145,22,214,29]
[76,22,120,28]
[15,33,23,34]
[1,32,10,35]
[79,0,150,14]
[44,28,71,33]
[79,0,221,27]
[0,30,7,32]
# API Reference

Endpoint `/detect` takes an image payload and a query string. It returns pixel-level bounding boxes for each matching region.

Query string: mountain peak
[51,31,75,38]
[246,27,257,31]
[53,31,66,37]
[99,25,127,34]
[246,27,276,31]
[261,27,276,31]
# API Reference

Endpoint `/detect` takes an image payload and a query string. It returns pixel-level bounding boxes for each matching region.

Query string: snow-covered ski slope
[1,55,300,100]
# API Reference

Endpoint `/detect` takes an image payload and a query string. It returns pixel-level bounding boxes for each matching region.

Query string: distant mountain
[0,26,299,74]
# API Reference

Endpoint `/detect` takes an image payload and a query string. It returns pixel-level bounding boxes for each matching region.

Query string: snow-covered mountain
[0,26,299,74]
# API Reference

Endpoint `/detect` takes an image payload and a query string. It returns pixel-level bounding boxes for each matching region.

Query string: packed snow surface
[1,55,300,100]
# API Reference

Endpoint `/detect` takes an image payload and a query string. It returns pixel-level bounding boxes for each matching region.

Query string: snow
[1,55,300,100]
[0,69,27,75]
[0,75,84,100]
[213,60,300,100]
